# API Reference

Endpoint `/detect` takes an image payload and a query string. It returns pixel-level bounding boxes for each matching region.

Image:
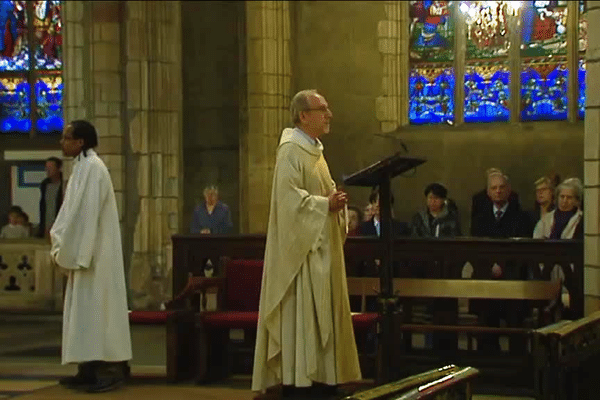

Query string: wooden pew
[172,236,584,318]
[170,235,583,391]
[347,277,561,391]
[532,311,600,400]
[342,364,479,400]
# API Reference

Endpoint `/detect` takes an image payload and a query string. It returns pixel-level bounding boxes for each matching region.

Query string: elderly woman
[533,178,583,240]
[528,176,558,234]
[190,185,233,235]
[533,178,583,317]
[411,183,461,238]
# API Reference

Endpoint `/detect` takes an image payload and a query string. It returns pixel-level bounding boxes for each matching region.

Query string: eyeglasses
[304,106,331,113]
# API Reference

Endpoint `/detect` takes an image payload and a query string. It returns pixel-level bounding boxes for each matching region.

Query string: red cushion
[201,311,259,329]
[129,311,174,324]
[225,259,264,312]
[200,311,378,331]
[351,313,380,330]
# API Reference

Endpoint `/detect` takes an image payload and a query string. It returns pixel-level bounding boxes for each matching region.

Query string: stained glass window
[0,1,28,71]
[520,61,568,121]
[407,1,583,125]
[33,1,61,70]
[521,0,568,58]
[520,1,568,121]
[465,64,510,122]
[35,74,61,133]
[0,0,62,136]
[463,1,511,123]
[578,0,586,120]
[409,1,455,125]
[0,76,31,133]
[578,59,585,120]
[410,67,455,124]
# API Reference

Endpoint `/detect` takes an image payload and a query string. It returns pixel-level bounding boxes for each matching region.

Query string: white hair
[487,172,510,188]
[290,89,318,125]
[556,178,583,202]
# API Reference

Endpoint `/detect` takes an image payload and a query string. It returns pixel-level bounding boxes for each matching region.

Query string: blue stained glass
[578,59,585,120]
[409,67,455,125]
[35,74,62,134]
[464,65,510,123]
[520,63,568,121]
[0,1,29,71]
[0,77,30,133]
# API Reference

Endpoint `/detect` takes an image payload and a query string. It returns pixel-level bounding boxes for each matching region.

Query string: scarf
[550,209,577,239]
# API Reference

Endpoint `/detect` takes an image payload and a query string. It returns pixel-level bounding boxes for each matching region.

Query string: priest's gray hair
[556,178,583,202]
[203,185,218,196]
[290,89,318,125]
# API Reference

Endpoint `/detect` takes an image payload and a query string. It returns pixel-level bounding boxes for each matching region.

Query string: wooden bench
[342,364,479,400]
[167,259,381,383]
[347,277,562,391]
[532,310,600,400]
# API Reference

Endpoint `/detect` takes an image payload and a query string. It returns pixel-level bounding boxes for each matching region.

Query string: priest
[252,90,361,398]
[50,120,132,393]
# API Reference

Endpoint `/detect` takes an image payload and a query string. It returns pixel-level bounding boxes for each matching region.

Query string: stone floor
[0,314,533,399]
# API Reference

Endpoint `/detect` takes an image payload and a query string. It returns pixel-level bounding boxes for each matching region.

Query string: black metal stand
[344,153,426,383]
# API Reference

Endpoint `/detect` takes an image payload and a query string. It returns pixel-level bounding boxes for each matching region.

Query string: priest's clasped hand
[328,190,348,212]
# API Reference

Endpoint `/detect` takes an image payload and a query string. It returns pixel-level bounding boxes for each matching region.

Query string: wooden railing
[171,235,584,318]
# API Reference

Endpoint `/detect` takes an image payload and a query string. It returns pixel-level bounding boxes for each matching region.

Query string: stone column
[376,1,408,132]
[62,1,88,122]
[584,1,600,314]
[240,1,291,233]
[62,1,183,310]
[62,1,124,221]
[125,1,183,309]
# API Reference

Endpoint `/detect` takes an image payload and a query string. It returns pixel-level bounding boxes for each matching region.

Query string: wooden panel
[393,278,561,301]
[171,235,584,316]
[346,277,560,301]
[552,310,600,337]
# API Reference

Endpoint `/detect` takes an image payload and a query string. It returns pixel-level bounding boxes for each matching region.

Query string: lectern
[344,153,426,383]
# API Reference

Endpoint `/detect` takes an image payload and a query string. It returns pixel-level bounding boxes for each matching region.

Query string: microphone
[373,132,409,154]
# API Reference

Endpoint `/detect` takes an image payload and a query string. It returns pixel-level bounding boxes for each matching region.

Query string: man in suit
[358,189,409,285]
[359,189,409,238]
[38,157,64,238]
[471,168,520,232]
[471,172,531,353]
[471,172,530,240]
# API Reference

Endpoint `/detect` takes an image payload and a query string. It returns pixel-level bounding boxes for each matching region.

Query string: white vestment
[50,149,132,365]
[252,128,361,392]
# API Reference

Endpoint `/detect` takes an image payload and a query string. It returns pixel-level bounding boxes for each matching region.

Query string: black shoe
[122,361,131,380]
[59,363,96,387]
[58,374,95,387]
[282,386,311,399]
[86,376,125,393]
